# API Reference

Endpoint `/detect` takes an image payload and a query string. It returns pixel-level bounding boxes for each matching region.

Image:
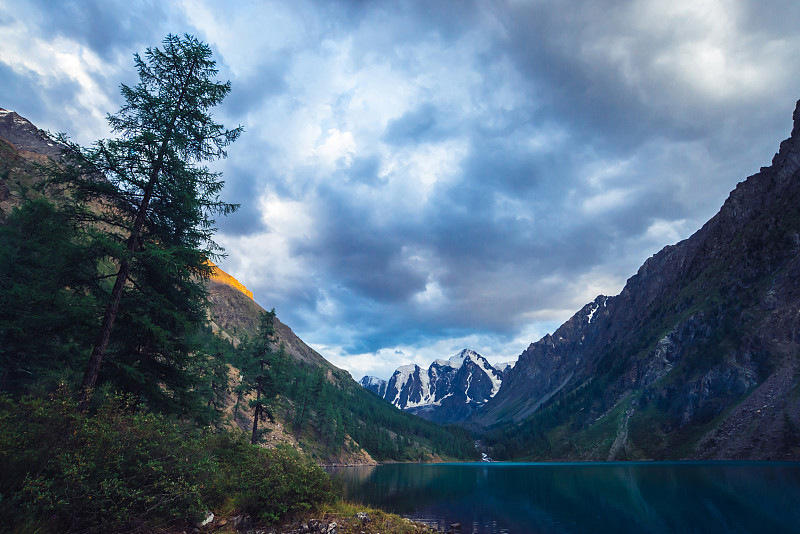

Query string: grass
[315,501,441,534]
[202,500,443,534]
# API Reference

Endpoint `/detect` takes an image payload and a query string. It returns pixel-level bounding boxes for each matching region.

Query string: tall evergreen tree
[243,309,282,444]
[57,34,242,410]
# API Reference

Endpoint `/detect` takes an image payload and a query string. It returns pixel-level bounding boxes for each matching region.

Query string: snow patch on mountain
[586,295,609,324]
[494,361,516,373]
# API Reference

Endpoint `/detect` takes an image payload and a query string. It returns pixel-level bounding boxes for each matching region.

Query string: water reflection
[328,462,800,534]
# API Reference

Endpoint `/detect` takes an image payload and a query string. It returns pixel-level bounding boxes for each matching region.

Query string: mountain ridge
[361,349,507,424]
[475,100,800,461]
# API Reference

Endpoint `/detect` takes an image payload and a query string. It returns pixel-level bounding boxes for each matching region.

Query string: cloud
[5,0,800,382]
[18,0,170,59]
[383,103,449,146]
[0,15,119,141]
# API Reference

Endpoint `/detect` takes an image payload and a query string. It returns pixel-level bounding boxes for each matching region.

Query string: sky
[2,0,800,381]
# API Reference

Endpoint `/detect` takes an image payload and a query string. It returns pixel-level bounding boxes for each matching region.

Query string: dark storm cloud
[0,63,93,138]
[460,140,547,197]
[22,0,168,59]
[0,64,51,120]
[383,103,449,146]
[495,0,798,154]
[345,156,382,186]
[740,0,800,35]
[223,58,290,116]
[7,0,800,379]
[487,1,744,153]
[299,189,428,302]
[215,164,266,236]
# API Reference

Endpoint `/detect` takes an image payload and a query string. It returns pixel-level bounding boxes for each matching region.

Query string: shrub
[0,390,339,532]
[1,391,213,532]
[208,433,338,523]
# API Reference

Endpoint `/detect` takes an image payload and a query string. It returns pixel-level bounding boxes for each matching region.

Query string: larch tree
[247,309,281,444]
[64,34,242,411]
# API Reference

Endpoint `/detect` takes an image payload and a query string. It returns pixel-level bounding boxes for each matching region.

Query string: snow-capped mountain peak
[447,348,482,368]
[360,349,515,424]
[358,375,387,397]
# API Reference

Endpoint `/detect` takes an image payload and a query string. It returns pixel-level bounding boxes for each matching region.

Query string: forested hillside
[0,62,476,466]
[205,272,478,463]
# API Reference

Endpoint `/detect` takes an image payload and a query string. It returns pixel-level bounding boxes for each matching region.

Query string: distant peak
[448,349,482,368]
[359,375,386,386]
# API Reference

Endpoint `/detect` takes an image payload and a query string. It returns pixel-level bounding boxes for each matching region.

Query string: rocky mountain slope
[360,349,507,424]
[1,109,56,220]
[208,273,478,463]
[475,101,800,461]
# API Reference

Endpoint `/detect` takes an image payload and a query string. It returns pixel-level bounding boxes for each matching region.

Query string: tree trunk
[251,388,261,445]
[233,391,242,419]
[251,359,265,444]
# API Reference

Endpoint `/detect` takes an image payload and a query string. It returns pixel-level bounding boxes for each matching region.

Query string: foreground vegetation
[0,390,337,532]
[0,390,452,534]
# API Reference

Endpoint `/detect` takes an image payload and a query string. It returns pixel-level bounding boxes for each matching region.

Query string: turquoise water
[329,462,800,533]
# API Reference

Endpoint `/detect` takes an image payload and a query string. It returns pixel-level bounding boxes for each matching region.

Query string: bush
[208,433,338,523]
[0,390,339,532]
[1,391,213,532]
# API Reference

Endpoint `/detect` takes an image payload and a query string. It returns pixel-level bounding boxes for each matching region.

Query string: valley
[4,10,800,533]
[353,101,800,462]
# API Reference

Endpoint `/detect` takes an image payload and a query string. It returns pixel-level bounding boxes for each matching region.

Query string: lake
[328,462,800,534]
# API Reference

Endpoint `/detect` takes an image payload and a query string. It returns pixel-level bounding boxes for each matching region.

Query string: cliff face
[476,101,800,461]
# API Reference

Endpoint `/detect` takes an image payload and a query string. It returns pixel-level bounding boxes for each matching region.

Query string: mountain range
[359,349,514,424]
[4,98,800,462]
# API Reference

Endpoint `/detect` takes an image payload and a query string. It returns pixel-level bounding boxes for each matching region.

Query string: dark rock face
[0,108,64,160]
[0,109,57,220]
[476,101,800,461]
[362,349,506,424]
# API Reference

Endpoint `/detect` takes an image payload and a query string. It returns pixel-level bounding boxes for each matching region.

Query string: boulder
[231,514,252,531]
